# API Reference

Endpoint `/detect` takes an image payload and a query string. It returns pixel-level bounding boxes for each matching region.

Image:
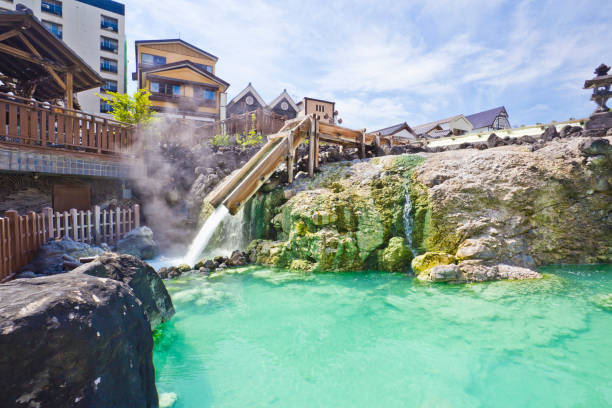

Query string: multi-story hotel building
[0,0,126,115]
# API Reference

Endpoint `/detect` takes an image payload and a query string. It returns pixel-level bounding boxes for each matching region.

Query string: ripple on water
[154,265,612,408]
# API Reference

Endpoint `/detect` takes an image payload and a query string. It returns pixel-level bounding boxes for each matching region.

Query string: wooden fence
[0,92,136,155]
[196,108,287,140]
[0,204,140,282]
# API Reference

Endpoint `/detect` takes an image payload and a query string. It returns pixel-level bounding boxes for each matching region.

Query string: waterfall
[183,205,230,266]
[199,207,247,259]
[403,188,417,255]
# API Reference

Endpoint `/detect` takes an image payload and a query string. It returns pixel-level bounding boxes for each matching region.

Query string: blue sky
[126,0,612,130]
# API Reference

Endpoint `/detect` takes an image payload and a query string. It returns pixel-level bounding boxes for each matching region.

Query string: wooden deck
[0,93,136,159]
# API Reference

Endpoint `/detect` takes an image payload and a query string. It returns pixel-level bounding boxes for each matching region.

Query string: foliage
[210,133,231,147]
[97,89,154,125]
[236,113,263,148]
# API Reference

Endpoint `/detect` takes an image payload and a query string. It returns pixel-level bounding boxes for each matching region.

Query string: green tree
[98,89,154,125]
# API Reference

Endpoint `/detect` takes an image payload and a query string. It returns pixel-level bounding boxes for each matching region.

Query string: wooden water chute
[205,115,394,215]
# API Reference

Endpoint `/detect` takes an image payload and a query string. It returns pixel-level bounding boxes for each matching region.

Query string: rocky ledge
[245,135,611,282]
[0,254,172,407]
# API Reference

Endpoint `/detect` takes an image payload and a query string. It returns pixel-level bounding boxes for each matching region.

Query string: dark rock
[158,267,169,279]
[580,138,611,156]
[390,146,404,155]
[0,272,158,408]
[229,250,248,266]
[29,236,105,275]
[214,256,228,265]
[74,253,174,330]
[115,226,158,260]
[519,135,537,144]
[16,271,37,279]
[486,133,504,148]
[541,126,559,141]
[217,263,228,270]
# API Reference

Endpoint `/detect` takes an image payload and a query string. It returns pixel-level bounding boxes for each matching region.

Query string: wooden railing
[196,108,287,139]
[0,204,140,282]
[0,92,136,156]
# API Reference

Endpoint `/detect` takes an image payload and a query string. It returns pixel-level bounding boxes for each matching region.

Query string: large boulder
[73,253,174,330]
[0,272,159,408]
[411,252,456,275]
[378,237,413,272]
[115,226,158,260]
[29,236,105,275]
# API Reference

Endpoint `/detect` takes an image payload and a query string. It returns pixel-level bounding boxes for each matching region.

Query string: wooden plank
[63,211,69,240]
[0,101,6,138]
[71,209,78,241]
[57,112,65,145]
[87,210,92,243]
[94,205,101,244]
[0,28,21,43]
[8,103,17,139]
[43,207,53,241]
[55,211,61,239]
[287,131,294,183]
[115,208,121,242]
[134,204,140,228]
[102,210,108,243]
[308,116,316,177]
[80,211,85,243]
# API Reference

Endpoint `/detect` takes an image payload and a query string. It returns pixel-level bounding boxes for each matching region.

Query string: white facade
[0,0,126,115]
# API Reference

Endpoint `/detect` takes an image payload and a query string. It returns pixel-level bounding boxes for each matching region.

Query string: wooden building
[297,97,336,124]
[267,89,298,119]
[226,83,266,117]
[133,39,229,122]
[465,106,511,133]
[414,114,473,138]
[372,122,418,142]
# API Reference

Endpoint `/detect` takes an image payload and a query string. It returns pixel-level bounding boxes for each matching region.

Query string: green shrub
[210,133,231,147]
[236,113,263,149]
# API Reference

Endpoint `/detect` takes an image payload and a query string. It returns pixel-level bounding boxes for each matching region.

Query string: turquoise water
[154,265,612,408]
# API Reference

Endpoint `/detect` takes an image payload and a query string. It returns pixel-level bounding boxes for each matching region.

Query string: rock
[417,264,460,282]
[158,267,169,279]
[411,252,456,275]
[177,264,192,272]
[229,250,248,266]
[487,133,504,148]
[455,238,496,261]
[217,263,228,270]
[541,126,559,141]
[519,135,536,144]
[457,260,498,282]
[115,226,159,260]
[496,264,542,280]
[580,138,611,156]
[379,237,413,272]
[29,236,105,275]
[74,253,174,330]
[311,210,338,226]
[0,272,158,407]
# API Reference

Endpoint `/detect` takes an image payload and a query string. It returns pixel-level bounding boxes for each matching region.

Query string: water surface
[154,265,612,408]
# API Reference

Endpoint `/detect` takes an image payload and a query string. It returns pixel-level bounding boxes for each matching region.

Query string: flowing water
[183,206,230,266]
[154,264,612,408]
[403,189,417,254]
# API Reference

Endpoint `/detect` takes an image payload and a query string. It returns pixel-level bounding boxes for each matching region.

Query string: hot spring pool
[153,265,612,407]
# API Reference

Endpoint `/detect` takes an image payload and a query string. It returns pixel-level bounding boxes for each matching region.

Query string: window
[101,15,118,32]
[41,0,62,16]
[150,81,181,97]
[141,53,166,67]
[246,95,254,105]
[194,87,215,101]
[100,79,118,93]
[100,99,112,113]
[195,63,213,73]
[100,57,118,73]
[100,36,118,53]
[42,20,62,39]
[280,101,288,111]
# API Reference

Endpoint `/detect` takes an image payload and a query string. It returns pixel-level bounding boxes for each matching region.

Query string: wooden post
[115,208,121,242]
[314,121,320,170]
[5,210,20,270]
[86,210,92,243]
[65,71,74,110]
[94,205,101,244]
[71,208,78,241]
[308,116,315,178]
[287,131,294,183]
[360,129,366,159]
[43,207,53,241]
[80,211,85,243]
[134,204,140,228]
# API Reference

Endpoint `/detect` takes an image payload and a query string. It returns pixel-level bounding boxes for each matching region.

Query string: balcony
[41,1,62,16]
[100,43,118,53]
[100,63,118,73]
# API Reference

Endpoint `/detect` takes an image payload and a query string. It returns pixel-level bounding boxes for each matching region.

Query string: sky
[125,0,612,130]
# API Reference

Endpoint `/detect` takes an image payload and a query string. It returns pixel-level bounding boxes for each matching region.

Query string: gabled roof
[228,83,266,107]
[141,60,229,88]
[0,10,102,100]
[427,129,453,139]
[413,123,443,135]
[135,39,218,61]
[465,106,507,129]
[373,122,416,137]
[267,89,298,111]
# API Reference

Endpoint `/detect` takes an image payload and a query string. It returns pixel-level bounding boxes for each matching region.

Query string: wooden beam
[360,129,366,159]
[65,71,73,110]
[308,114,315,177]
[0,43,66,72]
[287,129,294,183]
[17,33,66,90]
[0,28,21,43]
